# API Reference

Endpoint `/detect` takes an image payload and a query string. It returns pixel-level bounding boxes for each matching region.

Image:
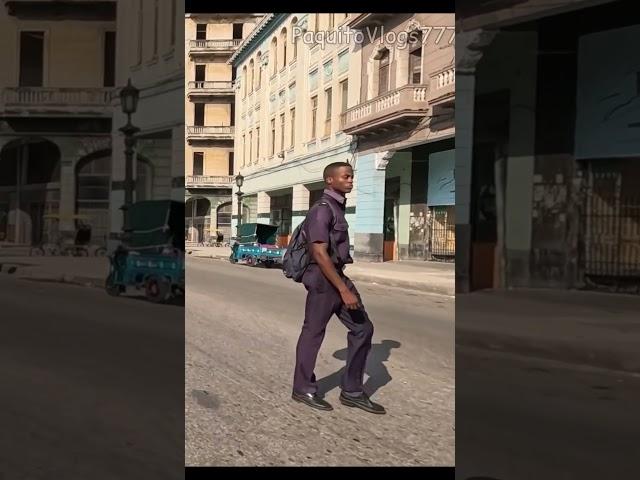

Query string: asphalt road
[0,276,184,480]
[185,257,455,466]
[456,346,640,479]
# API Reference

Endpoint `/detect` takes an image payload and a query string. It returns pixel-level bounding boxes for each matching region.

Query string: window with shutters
[290,108,295,148]
[271,118,276,155]
[378,49,390,95]
[324,88,332,137]
[193,152,203,176]
[196,24,207,40]
[408,31,423,84]
[310,96,318,140]
[256,127,260,161]
[280,113,285,152]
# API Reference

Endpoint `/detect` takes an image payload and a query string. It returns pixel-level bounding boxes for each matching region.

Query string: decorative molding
[77,137,112,157]
[456,29,498,74]
[374,150,395,170]
[405,18,422,33]
[297,15,308,33]
[370,43,388,62]
[228,14,290,66]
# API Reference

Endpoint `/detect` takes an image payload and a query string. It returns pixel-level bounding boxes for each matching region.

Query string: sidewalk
[457,288,640,374]
[187,245,455,296]
[2,248,455,296]
[0,256,109,288]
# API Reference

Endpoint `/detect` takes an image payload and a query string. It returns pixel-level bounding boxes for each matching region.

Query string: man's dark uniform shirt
[304,188,353,268]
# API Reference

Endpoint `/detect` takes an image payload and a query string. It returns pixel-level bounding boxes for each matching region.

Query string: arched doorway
[0,138,60,244]
[185,197,211,243]
[76,150,111,246]
[216,202,233,243]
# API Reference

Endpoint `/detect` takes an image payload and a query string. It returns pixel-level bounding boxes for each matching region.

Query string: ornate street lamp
[235,173,244,232]
[118,78,140,232]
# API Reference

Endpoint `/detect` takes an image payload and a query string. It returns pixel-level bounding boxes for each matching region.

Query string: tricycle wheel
[105,274,123,297]
[264,260,274,269]
[229,254,237,264]
[145,276,171,303]
[245,255,256,267]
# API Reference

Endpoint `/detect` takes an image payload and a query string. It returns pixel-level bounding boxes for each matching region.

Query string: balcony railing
[188,39,242,53]
[341,84,430,134]
[429,67,455,105]
[186,175,234,188]
[186,126,235,141]
[2,87,112,113]
[187,81,234,96]
[339,111,348,129]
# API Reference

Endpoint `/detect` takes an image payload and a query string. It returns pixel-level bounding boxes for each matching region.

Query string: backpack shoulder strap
[315,200,338,228]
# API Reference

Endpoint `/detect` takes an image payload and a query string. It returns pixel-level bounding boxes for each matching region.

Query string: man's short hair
[323,161,352,181]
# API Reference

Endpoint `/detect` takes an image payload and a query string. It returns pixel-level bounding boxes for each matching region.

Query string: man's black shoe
[292,391,334,411]
[339,391,386,414]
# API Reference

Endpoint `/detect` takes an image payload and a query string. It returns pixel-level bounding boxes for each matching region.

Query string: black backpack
[282,200,339,282]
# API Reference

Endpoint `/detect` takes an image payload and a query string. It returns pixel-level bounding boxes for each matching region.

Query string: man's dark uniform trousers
[293,189,374,396]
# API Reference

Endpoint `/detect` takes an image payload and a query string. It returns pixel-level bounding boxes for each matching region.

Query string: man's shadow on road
[317,339,401,397]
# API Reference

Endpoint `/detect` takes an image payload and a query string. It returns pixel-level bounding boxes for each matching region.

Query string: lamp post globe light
[235,173,244,232]
[118,78,140,232]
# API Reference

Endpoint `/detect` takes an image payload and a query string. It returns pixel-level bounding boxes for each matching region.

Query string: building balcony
[4,0,116,21]
[188,39,242,58]
[340,84,430,136]
[186,175,234,189]
[346,13,396,29]
[1,87,113,116]
[186,125,235,143]
[187,81,234,100]
[428,67,455,107]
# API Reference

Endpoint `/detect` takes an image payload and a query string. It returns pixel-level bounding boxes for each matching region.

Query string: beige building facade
[230,13,359,247]
[184,14,262,244]
[0,0,185,252]
[0,1,116,246]
[343,13,455,262]
[110,0,185,251]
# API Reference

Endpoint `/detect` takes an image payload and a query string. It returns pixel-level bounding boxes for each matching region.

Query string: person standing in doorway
[292,162,386,414]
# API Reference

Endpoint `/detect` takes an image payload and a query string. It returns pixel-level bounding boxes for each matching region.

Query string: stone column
[257,190,271,220]
[353,151,391,262]
[109,133,126,252]
[455,28,497,292]
[52,139,74,235]
[291,183,310,231]
[171,125,185,202]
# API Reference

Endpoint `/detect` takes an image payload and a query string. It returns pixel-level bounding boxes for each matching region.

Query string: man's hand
[340,289,360,310]
[310,242,356,306]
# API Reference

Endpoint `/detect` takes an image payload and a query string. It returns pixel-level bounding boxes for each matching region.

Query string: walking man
[292,162,386,414]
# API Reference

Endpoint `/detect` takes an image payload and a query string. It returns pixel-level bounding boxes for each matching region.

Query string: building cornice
[239,140,354,192]
[228,13,290,66]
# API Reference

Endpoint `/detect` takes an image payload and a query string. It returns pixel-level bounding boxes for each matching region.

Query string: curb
[346,273,455,296]
[17,274,104,289]
[191,254,455,296]
[457,328,640,375]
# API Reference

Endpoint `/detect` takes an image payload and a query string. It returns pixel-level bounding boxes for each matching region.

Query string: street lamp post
[118,78,140,233]
[235,173,244,235]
